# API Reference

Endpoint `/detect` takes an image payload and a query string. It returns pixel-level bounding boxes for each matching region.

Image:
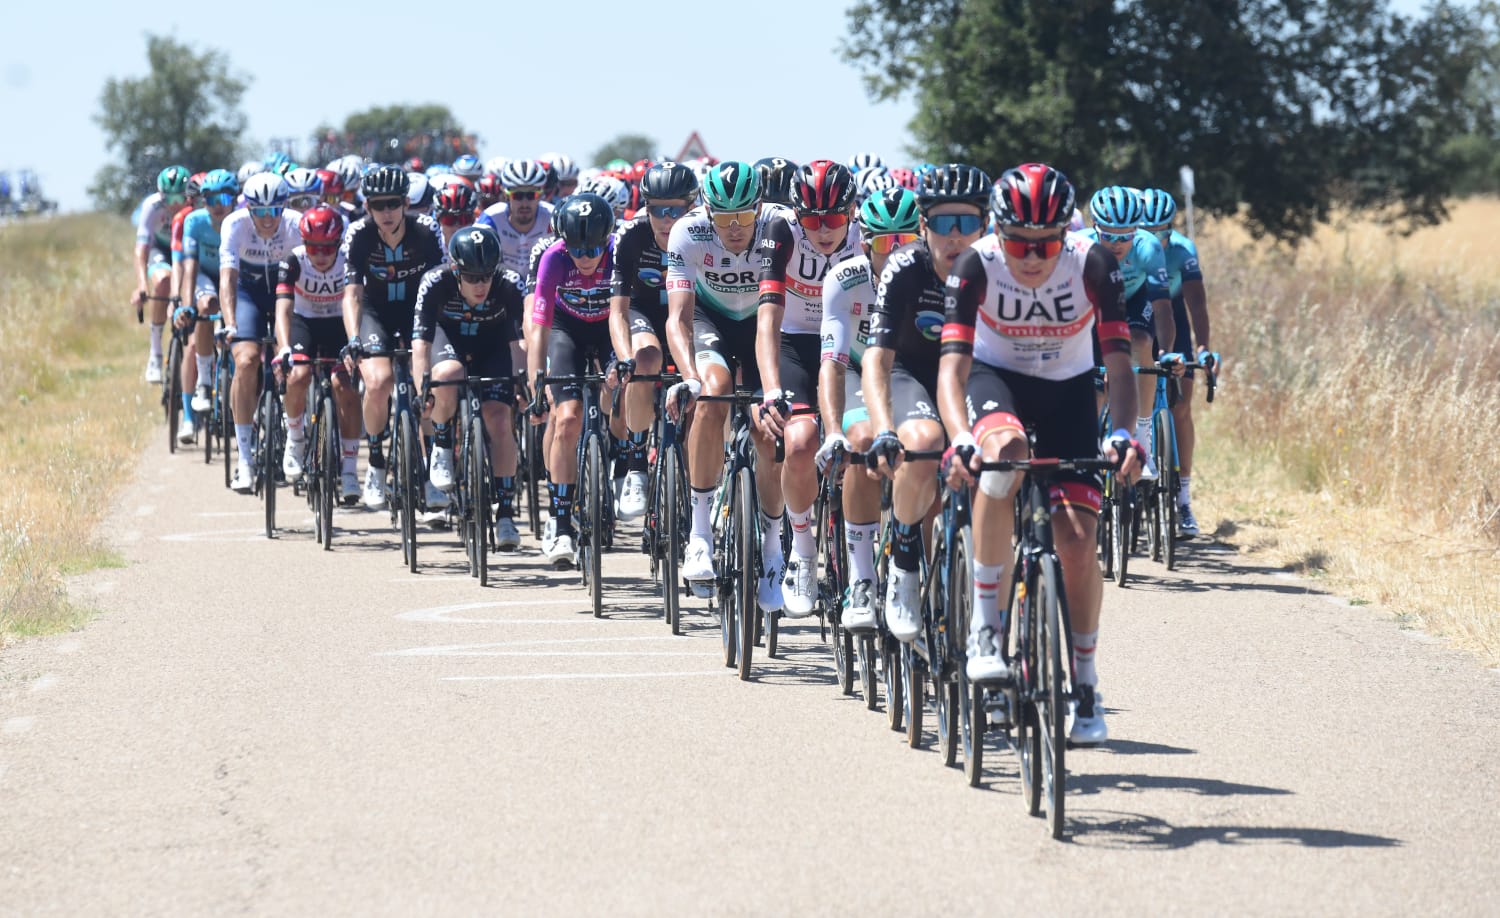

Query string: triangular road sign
[676,131,712,162]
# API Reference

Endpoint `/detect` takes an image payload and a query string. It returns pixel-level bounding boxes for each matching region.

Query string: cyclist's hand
[341,336,364,373]
[219,325,236,344]
[1197,347,1221,374]
[866,428,904,479]
[132,287,146,323]
[941,431,978,491]
[665,378,701,423]
[756,390,790,438]
[526,373,550,425]
[607,358,635,390]
[275,346,293,384]
[1158,352,1187,377]
[1104,427,1143,485]
[172,304,196,330]
[815,433,850,476]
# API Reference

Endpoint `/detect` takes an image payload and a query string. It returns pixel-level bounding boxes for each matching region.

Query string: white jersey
[220,208,304,288]
[666,205,791,321]
[757,210,860,335]
[276,245,347,319]
[477,201,556,278]
[820,253,876,368]
[135,192,175,249]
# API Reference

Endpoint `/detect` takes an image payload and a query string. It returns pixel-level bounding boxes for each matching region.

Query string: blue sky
[3,0,1440,212]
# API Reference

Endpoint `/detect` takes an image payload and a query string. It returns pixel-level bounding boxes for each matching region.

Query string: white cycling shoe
[884,567,923,641]
[758,547,785,612]
[361,466,387,510]
[616,471,647,521]
[282,438,306,482]
[1068,684,1108,746]
[781,551,818,618]
[494,517,522,551]
[843,579,878,632]
[682,536,715,582]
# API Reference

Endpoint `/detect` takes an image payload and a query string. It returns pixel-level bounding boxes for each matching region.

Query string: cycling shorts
[230,283,275,344]
[432,326,515,404]
[192,270,219,308]
[546,314,612,405]
[356,306,413,358]
[1171,293,1195,355]
[842,364,940,434]
[147,245,172,277]
[289,314,346,363]
[964,361,1102,513]
[692,308,762,392]
[1125,286,1154,334]
[775,332,821,418]
[628,300,668,342]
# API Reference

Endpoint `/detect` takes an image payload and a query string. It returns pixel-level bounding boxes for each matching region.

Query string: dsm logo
[915,310,944,342]
[639,267,663,288]
[560,290,586,307]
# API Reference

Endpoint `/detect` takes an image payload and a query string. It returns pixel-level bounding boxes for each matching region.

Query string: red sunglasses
[999,233,1066,260]
[798,212,850,232]
[438,212,476,227]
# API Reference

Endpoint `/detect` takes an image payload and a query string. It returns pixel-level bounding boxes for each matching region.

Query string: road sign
[1179,165,1196,197]
[676,131,712,162]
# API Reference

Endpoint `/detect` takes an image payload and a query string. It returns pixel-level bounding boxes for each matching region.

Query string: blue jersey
[177,208,224,276]
[1077,227,1169,302]
[1158,229,1203,298]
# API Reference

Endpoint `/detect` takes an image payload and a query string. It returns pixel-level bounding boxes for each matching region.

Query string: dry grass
[1191,197,1500,663]
[0,214,156,640]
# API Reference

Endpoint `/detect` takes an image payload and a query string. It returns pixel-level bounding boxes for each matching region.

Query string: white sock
[690,488,715,542]
[972,563,1003,638]
[1178,475,1192,507]
[846,521,879,584]
[235,424,254,466]
[1072,630,1099,686]
[341,438,360,475]
[787,505,814,557]
[149,324,165,359]
[761,512,783,558]
[286,414,305,437]
[196,354,213,383]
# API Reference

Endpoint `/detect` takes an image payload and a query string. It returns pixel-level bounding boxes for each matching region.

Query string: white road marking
[29,674,59,694]
[380,635,708,656]
[161,528,269,543]
[444,669,732,682]
[194,510,263,518]
[3,717,35,735]
[397,599,671,623]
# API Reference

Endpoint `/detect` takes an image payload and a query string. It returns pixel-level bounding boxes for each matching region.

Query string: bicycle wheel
[953,526,983,786]
[1017,565,1043,815]
[165,333,183,453]
[662,443,685,635]
[1037,557,1070,839]
[398,410,420,573]
[903,641,924,748]
[524,420,543,540]
[884,636,904,731]
[220,363,233,489]
[203,356,216,466]
[471,412,491,587]
[1112,481,1130,587]
[318,394,337,550]
[259,388,281,538]
[582,434,606,617]
[735,466,757,681]
[857,634,878,710]
[1156,411,1178,571]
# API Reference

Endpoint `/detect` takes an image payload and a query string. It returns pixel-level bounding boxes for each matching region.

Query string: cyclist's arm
[1087,244,1140,426]
[664,225,700,384]
[526,254,559,384]
[863,346,896,434]
[936,250,987,440]
[755,223,793,396]
[818,291,850,435]
[219,266,239,331]
[134,242,149,295]
[410,269,442,385]
[341,281,364,341]
[1182,278,1210,352]
[607,225,638,359]
[818,359,845,438]
[1145,242,1174,351]
[179,256,199,305]
[1152,296,1175,352]
[608,294,633,361]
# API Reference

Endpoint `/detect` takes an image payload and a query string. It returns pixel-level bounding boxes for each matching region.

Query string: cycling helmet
[605,158,632,174]
[579,175,630,218]
[429,172,468,194]
[915,163,992,212]
[423,164,451,177]
[335,159,362,195]
[991,163,1077,229]
[434,182,478,218]
[200,169,239,196]
[543,153,579,182]
[264,151,291,172]
[361,164,410,199]
[500,159,549,190]
[555,193,615,249]
[315,168,343,198]
[185,171,208,203]
[854,167,897,202]
[405,156,425,173]
[477,173,505,204]
[1088,185,1143,228]
[1139,188,1178,227]
[298,205,344,246]
[640,161,700,202]
[482,156,510,179]
[407,172,433,210]
[269,160,296,177]
[283,167,322,197]
[541,162,560,197]
[448,225,503,274]
[157,165,192,197]
[702,161,760,211]
[846,152,885,172]
[242,173,289,208]
[888,167,917,190]
[451,154,482,179]
[859,187,921,235]
[790,160,857,214]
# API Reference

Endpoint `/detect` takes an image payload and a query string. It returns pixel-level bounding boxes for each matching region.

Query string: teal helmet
[157,165,192,196]
[1139,188,1177,227]
[200,168,239,196]
[1089,185,1143,229]
[702,161,760,211]
[858,187,920,235]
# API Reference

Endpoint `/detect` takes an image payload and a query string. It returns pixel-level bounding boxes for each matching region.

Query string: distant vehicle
[1,169,59,217]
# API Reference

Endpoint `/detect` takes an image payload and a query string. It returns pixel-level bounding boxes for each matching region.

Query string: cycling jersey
[665,206,789,321]
[867,239,950,389]
[276,246,347,320]
[530,239,614,327]
[527,232,559,291]
[941,234,1130,380]
[757,212,860,335]
[820,253,877,369]
[476,201,556,277]
[219,208,304,294]
[1158,229,1203,298]
[341,213,445,316]
[413,266,526,345]
[170,208,190,261]
[1075,227,1168,301]
[179,208,226,276]
[610,215,669,322]
[134,191,178,253]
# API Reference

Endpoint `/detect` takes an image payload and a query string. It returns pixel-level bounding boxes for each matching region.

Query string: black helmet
[556,193,614,249]
[448,225,503,274]
[756,157,799,207]
[640,161,700,202]
[916,163,991,212]
[361,164,410,199]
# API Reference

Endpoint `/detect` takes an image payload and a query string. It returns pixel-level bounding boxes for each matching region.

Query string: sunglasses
[926,213,985,236]
[567,245,605,260]
[709,208,757,229]
[288,194,319,210]
[508,189,541,201]
[868,232,919,255]
[250,206,283,219]
[438,212,476,227]
[366,197,405,212]
[459,272,493,285]
[1147,225,1172,239]
[1094,225,1136,244]
[647,204,691,220]
[204,192,235,208]
[798,212,850,232]
[999,233,1066,260]
[306,243,339,257]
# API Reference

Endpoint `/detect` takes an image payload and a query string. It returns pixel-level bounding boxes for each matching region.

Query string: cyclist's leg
[1126,288,1156,458]
[544,319,589,537]
[777,334,823,613]
[426,329,465,490]
[228,287,268,478]
[886,368,945,638]
[191,280,219,410]
[1170,293,1197,512]
[683,311,735,580]
[281,314,319,477]
[358,311,399,452]
[841,373,881,625]
[619,307,664,518]
[145,247,172,374]
[965,363,1027,673]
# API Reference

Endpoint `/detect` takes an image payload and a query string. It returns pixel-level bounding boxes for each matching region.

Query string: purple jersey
[529,238,615,327]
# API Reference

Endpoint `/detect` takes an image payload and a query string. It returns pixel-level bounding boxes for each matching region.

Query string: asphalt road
[2,442,1498,916]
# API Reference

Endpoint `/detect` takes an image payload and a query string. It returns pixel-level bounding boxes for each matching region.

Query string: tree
[310,104,475,169]
[843,0,1498,241]
[591,134,657,168]
[89,34,251,215]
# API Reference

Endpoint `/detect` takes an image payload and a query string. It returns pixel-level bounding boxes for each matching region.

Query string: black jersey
[866,239,948,390]
[412,265,526,345]
[341,213,445,318]
[609,216,668,312]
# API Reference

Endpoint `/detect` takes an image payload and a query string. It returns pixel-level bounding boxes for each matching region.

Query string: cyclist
[663,161,789,608]
[540,152,580,199]
[818,186,922,630]
[340,165,446,509]
[167,170,206,439]
[218,173,304,492]
[525,193,617,567]
[756,159,860,617]
[315,168,344,209]
[1079,186,1174,479]
[607,161,700,521]
[477,159,556,278]
[283,168,323,211]
[476,173,505,211]
[938,162,1143,745]
[134,165,193,384]
[414,225,528,551]
[275,205,362,501]
[176,169,240,424]
[450,153,483,188]
[432,182,479,250]
[1140,188,1215,537]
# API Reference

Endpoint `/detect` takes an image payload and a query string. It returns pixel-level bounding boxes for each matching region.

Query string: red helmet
[477,173,504,203]
[405,156,425,173]
[790,159,857,214]
[435,182,479,218]
[299,205,344,246]
[888,167,917,190]
[316,168,344,198]
[991,163,1076,229]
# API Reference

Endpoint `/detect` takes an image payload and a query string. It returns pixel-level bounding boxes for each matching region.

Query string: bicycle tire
[472,411,491,587]
[524,420,543,540]
[718,477,737,669]
[398,411,419,573]
[318,393,337,550]
[735,466,757,681]
[203,358,216,467]
[1157,411,1178,571]
[165,334,183,453]
[261,388,280,539]
[858,634,878,710]
[583,435,606,617]
[1038,557,1070,839]
[1097,481,1113,579]
[662,443,684,635]
[954,525,983,786]
[220,364,233,490]
[1017,563,1043,815]
[1112,483,1130,587]
[903,641,924,748]
[884,636,903,731]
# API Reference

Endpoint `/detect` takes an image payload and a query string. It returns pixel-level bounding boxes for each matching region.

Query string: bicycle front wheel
[1038,557,1070,839]
[1156,411,1178,570]
[260,388,280,539]
[318,394,337,549]
[220,365,233,489]
[953,525,983,786]
[471,412,492,587]
[582,435,606,617]
[397,411,420,573]
[165,333,183,453]
[662,443,685,635]
[735,466,757,681]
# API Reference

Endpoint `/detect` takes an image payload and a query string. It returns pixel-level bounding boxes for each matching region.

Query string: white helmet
[846,152,885,172]
[542,152,578,181]
[237,160,267,186]
[500,159,550,190]
[406,172,431,208]
[242,173,289,208]
[579,175,630,218]
[482,156,510,179]
[855,166,896,202]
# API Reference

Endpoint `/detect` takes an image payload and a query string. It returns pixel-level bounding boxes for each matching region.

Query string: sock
[551,482,574,533]
[181,390,194,419]
[972,563,1003,637]
[892,519,923,573]
[787,505,814,557]
[1073,630,1099,686]
[495,476,515,518]
[341,438,360,475]
[613,439,631,479]
[846,520,879,584]
[691,487,715,541]
[196,354,213,384]
[366,430,386,469]
[235,423,254,466]
[1135,415,1152,439]
[286,414,304,438]
[432,420,453,449]
[627,429,649,472]
[761,511,784,558]
[1178,475,1192,508]
[150,323,164,359]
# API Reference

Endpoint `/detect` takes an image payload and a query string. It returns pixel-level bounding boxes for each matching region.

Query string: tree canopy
[309,104,476,168]
[591,134,658,168]
[90,34,250,214]
[843,0,1499,240]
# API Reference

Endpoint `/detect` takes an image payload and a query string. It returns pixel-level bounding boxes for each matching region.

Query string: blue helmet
[451,154,482,179]
[200,169,239,196]
[1089,185,1143,229]
[1139,188,1177,227]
